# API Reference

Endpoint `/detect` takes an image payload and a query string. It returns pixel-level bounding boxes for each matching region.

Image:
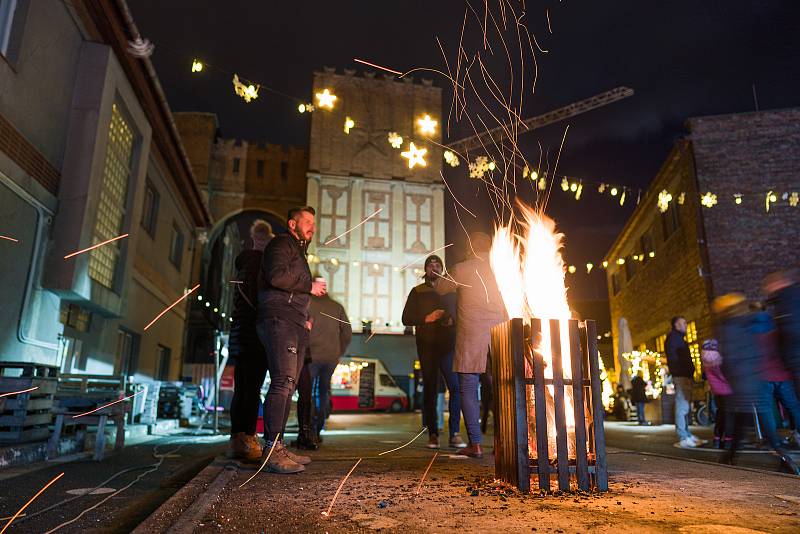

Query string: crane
[446,86,634,154]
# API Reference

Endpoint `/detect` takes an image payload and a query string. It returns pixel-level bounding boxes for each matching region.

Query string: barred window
[89,103,134,289]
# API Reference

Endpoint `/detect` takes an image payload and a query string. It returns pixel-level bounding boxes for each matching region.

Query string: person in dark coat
[228,220,273,462]
[665,316,704,447]
[630,373,649,425]
[256,206,327,474]
[764,270,800,397]
[402,254,464,450]
[714,293,799,474]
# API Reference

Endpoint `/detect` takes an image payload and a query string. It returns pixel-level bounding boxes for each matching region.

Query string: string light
[443,150,460,167]
[734,193,742,205]
[417,114,438,135]
[602,261,609,268]
[522,165,530,178]
[469,156,491,179]
[232,74,259,103]
[344,116,355,134]
[315,88,337,109]
[610,187,618,196]
[619,189,626,206]
[586,263,594,274]
[387,132,403,149]
[561,177,570,191]
[401,142,427,169]
[766,190,777,212]
[575,182,583,200]
[191,59,203,73]
[530,170,539,181]
[488,161,496,171]
[598,183,606,193]
[700,192,717,208]
[657,190,672,213]
[790,192,799,207]
[569,182,577,193]
[617,258,625,265]
[537,178,546,191]
[298,103,314,113]
[678,192,686,205]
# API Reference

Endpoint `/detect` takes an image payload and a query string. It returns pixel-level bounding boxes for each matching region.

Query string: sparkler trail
[414,451,439,498]
[398,243,454,271]
[434,270,472,288]
[319,312,351,325]
[72,390,144,418]
[324,208,382,246]
[439,171,477,218]
[239,435,280,488]
[0,235,19,243]
[365,331,376,343]
[144,284,200,330]
[0,472,64,533]
[0,386,38,398]
[475,269,490,303]
[378,427,427,456]
[63,233,129,260]
[353,58,403,76]
[321,457,362,518]
[229,280,243,284]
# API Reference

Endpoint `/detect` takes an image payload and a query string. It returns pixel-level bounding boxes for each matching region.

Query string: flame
[490,202,578,459]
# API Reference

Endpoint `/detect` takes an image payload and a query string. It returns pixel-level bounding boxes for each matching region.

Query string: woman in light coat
[436,232,507,458]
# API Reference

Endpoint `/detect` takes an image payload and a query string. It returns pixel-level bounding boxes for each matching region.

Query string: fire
[490,202,578,459]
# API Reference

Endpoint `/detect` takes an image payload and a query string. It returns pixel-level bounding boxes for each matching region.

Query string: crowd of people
[666,271,800,473]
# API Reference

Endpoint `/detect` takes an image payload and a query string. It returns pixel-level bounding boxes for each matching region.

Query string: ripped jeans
[257,316,309,443]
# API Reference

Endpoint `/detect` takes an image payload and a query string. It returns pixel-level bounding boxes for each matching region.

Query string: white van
[330,356,408,413]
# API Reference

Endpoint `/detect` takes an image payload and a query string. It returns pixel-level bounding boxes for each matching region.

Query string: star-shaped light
[401,142,427,169]
[700,192,717,208]
[417,114,438,135]
[315,88,337,109]
[387,132,403,148]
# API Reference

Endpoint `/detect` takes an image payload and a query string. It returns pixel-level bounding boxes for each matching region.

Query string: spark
[319,312,351,325]
[378,427,427,456]
[321,457,362,518]
[398,243,454,271]
[239,435,279,488]
[546,9,552,34]
[144,284,200,330]
[324,208,382,246]
[414,452,439,498]
[434,270,471,288]
[229,280,243,284]
[475,269,489,303]
[365,331,376,343]
[353,58,403,76]
[0,472,64,533]
[0,235,19,243]
[0,386,38,398]
[439,171,476,218]
[72,390,144,419]
[63,233,129,260]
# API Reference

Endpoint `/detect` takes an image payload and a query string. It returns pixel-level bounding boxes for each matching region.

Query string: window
[655,334,666,353]
[59,336,85,373]
[685,321,702,381]
[232,157,240,174]
[379,374,396,388]
[59,303,92,333]
[140,180,159,238]
[661,201,680,240]
[115,329,140,377]
[169,223,184,269]
[0,0,26,60]
[624,255,637,282]
[156,345,172,381]
[257,159,265,177]
[89,103,134,289]
[280,161,288,181]
[640,230,654,264]
[611,271,622,295]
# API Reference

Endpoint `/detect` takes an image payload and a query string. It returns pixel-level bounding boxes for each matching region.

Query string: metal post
[214,331,221,435]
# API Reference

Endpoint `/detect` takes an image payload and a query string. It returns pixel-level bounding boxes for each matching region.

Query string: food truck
[330,356,408,412]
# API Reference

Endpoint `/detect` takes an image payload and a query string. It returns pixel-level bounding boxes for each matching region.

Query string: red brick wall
[689,108,800,301]
[0,112,60,195]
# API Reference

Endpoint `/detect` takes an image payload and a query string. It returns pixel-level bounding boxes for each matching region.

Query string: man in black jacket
[665,316,704,448]
[257,206,326,474]
[764,270,800,397]
[402,255,464,450]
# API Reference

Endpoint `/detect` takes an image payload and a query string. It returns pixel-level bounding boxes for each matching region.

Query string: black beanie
[424,255,443,269]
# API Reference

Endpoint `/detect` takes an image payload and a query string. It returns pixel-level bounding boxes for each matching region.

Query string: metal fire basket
[489,318,608,493]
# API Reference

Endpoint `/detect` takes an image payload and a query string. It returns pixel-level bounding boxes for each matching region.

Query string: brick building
[305,68,445,331]
[606,107,800,383]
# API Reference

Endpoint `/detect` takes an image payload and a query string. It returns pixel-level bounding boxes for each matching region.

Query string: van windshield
[379,374,396,388]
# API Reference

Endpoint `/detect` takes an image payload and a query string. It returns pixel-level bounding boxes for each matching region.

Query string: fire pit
[489,317,608,493]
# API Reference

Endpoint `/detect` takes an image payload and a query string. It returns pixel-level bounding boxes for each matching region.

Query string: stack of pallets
[0,362,57,443]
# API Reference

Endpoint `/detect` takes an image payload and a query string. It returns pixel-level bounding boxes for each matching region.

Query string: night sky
[130,1,799,300]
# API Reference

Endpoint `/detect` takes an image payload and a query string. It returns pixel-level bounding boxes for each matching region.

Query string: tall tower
[306,68,444,332]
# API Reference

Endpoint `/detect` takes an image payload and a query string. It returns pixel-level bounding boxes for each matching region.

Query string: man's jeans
[458,373,481,445]
[636,402,646,424]
[673,376,693,440]
[257,316,308,443]
[764,380,800,431]
[308,361,338,434]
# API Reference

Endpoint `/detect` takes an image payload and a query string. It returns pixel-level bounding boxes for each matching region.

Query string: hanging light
[315,88,337,109]
[344,116,355,134]
[586,263,594,274]
[610,187,618,196]
[191,59,204,73]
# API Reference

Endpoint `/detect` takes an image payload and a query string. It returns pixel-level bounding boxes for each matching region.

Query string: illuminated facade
[306,68,445,332]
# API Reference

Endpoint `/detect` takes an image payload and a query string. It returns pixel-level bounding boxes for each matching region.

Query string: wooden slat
[586,320,608,491]
[530,319,550,492]
[511,319,530,493]
[549,320,570,491]
[571,320,590,490]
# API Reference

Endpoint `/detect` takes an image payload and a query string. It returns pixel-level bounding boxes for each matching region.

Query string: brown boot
[244,434,264,457]
[266,442,305,474]
[457,443,483,459]
[283,442,312,465]
[228,433,261,463]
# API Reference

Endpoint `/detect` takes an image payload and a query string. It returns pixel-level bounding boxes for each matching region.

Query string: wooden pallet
[0,362,57,443]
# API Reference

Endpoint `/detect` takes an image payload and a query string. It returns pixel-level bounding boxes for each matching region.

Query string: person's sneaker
[265,443,305,474]
[457,443,484,458]
[690,435,708,446]
[449,434,467,449]
[427,434,440,449]
[282,443,312,465]
[227,433,262,463]
[679,438,697,448]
